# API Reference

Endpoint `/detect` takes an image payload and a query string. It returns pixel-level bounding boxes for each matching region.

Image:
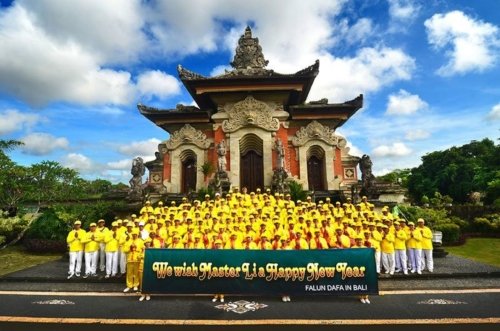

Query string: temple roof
[288,94,363,129]
[138,27,363,132]
[177,26,319,109]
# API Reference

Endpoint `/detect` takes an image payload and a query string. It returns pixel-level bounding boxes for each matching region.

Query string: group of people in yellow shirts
[67,188,434,303]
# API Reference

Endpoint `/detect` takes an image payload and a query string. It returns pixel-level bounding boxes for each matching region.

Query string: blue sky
[0,0,499,184]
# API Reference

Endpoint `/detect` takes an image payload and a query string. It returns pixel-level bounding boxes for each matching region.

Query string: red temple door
[240,150,263,192]
[182,157,197,193]
[307,155,325,191]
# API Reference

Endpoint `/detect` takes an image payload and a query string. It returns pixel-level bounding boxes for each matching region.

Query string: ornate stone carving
[164,124,211,150]
[291,121,346,147]
[177,64,206,80]
[128,157,145,200]
[222,96,280,133]
[231,26,268,70]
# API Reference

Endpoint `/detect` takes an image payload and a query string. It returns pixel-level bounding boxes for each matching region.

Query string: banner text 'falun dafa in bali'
[142,248,378,295]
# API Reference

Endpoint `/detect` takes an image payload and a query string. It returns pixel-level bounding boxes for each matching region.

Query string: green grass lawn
[0,245,62,277]
[446,238,500,268]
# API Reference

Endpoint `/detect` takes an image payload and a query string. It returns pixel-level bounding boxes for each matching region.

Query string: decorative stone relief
[222,96,280,133]
[164,124,211,150]
[291,121,347,147]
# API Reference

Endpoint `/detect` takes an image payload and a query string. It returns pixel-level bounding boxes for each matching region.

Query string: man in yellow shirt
[104,222,119,278]
[418,218,434,273]
[393,221,408,275]
[96,219,109,273]
[66,220,86,279]
[380,225,395,275]
[407,222,423,274]
[82,223,102,278]
[310,230,328,249]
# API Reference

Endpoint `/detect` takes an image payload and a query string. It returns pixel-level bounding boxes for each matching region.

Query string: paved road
[0,289,498,331]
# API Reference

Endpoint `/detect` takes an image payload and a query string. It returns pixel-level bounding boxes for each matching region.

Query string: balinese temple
[139,27,362,196]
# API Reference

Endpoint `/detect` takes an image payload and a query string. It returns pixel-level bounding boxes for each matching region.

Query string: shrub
[287,180,308,202]
[433,223,460,245]
[24,209,69,242]
[196,186,215,201]
[0,211,31,246]
[472,217,494,233]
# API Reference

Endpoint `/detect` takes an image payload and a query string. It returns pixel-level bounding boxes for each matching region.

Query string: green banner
[142,248,378,295]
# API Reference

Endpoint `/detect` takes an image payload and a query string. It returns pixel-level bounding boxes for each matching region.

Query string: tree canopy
[407,138,499,204]
[0,140,126,212]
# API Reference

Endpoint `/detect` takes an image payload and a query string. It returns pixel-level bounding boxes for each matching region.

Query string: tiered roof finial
[230,26,269,70]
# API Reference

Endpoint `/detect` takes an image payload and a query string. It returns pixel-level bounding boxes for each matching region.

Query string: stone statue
[128,157,145,198]
[360,154,375,198]
[216,140,227,172]
[275,139,285,169]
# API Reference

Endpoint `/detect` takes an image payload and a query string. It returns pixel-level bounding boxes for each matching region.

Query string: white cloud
[425,10,500,76]
[107,159,132,171]
[336,18,375,45]
[487,103,500,120]
[117,138,161,157]
[61,153,94,172]
[309,47,415,101]
[372,142,412,157]
[136,70,181,100]
[18,0,147,64]
[0,0,416,106]
[20,132,69,155]
[0,109,42,135]
[0,4,136,106]
[387,0,420,21]
[386,89,428,115]
[405,129,430,141]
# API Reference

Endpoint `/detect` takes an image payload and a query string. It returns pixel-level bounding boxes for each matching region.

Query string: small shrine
[138,27,362,195]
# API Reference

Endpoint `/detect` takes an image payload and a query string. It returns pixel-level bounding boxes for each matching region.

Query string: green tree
[0,140,28,212]
[377,168,411,187]
[408,138,499,204]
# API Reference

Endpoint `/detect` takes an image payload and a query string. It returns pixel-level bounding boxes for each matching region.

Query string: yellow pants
[126,262,140,288]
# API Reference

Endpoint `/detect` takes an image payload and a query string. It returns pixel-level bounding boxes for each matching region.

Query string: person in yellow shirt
[225,233,243,249]
[380,225,395,275]
[310,230,328,249]
[66,220,86,279]
[104,222,119,278]
[212,240,225,303]
[139,240,151,302]
[82,223,102,278]
[407,222,423,274]
[258,234,273,250]
[393,221,408,275]
[170,235,185,249]
[370,223,382,274]
[330,228,351,249]
[418,218,434,273]
[96,219,109,273]
[123,229,141,293]
[291,231,309,250]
